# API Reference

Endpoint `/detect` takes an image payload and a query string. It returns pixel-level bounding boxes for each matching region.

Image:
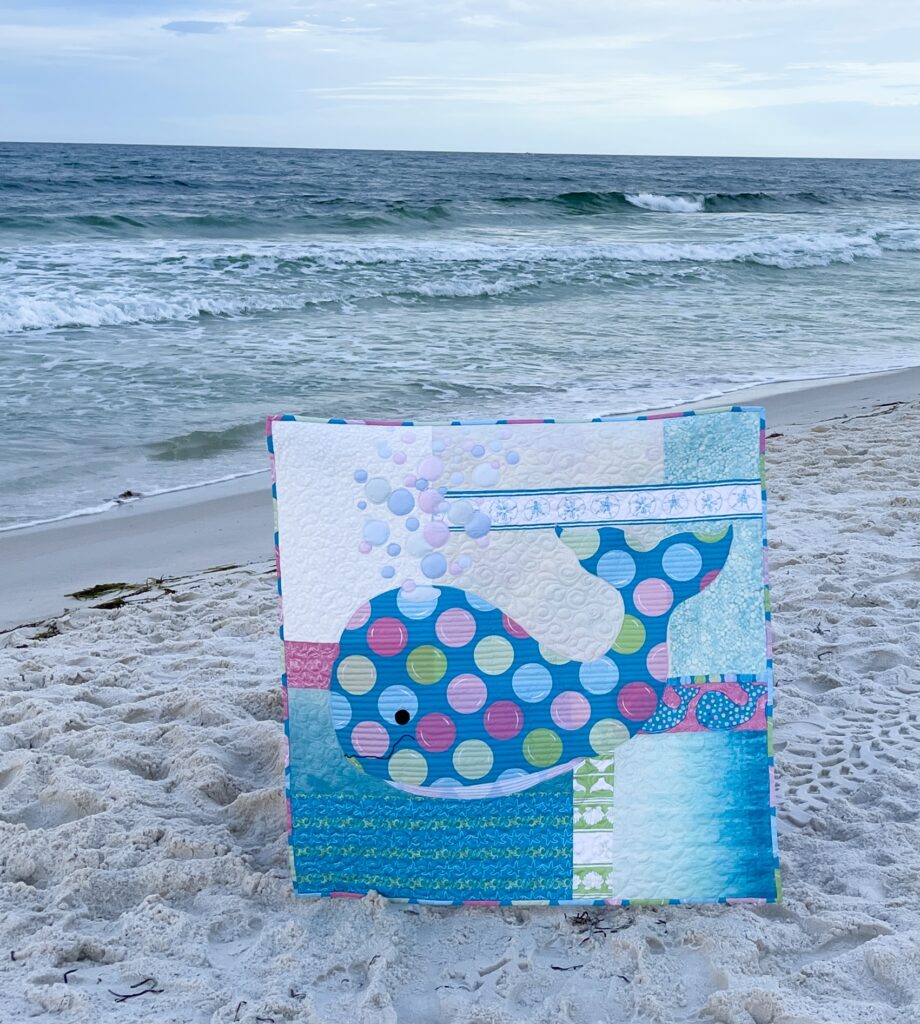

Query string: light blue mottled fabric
[664,409,761,483]
[668,519,767,676]
[288,688,382,797]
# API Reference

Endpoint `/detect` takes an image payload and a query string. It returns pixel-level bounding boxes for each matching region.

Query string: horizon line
[1,138,917,162]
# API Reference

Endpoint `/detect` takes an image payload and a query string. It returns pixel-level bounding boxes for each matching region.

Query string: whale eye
[377,685,418,726]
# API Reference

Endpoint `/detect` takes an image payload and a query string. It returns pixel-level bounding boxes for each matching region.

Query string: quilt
[267,407,780,905]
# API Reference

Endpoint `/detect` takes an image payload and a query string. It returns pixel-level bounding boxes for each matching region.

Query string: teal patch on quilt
[611,731,776,900]
[668,519,768,676]
[290,777,573,902]
[664,408,761,483]
[270,409,779,905]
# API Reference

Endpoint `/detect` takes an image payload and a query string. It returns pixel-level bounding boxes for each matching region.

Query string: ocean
[0,143,917,530]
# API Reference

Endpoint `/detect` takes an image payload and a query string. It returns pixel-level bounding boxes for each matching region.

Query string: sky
[0,1,918,157]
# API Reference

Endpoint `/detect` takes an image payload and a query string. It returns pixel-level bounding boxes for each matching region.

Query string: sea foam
[625,192,705,213]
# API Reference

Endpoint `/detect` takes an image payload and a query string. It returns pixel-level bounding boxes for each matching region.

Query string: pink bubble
[550,690,591,731]
[402,579,417,593]
[483,700,524,740]
[404,474,417,487]
[418,489,442,514]
[345,602,371,630]
[358,541,372,554]
[662,685,681,709]
[502,613,529,639]
[617,682,658,721]
[700,570,720,591]
[401,430,416,444]
[447,673,487,713]
[392,451,406,465]
[351,720,389,757]
[646,642,669,682]
[366,616,408,657]
[435,607,476,647]
[633,578,674,616]
[490,459,500,469]
[423,520,450,547]
[449,562,463,576]
[416,712,456,753]
[476,536,490,549]
[418,455,444,481]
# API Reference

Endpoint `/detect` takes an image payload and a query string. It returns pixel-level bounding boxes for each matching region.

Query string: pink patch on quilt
[285,641,340,689]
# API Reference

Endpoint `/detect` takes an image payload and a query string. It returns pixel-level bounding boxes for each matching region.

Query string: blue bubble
[406,517,420,532]
[387,543,401,556]
[450,472,464,486]
[489,440,503,452]
[596,549,636,589]
[471,444,485,458]
[364,477,391,504]
[357,500,367,510]
[381,566,396,579]
[416,478,429,491]
[579,656,619,695]
[662,542,703,582]
[512,663,553,703]
[432,439,446,452]
[431,777,463,791]
[387,487,415,516]
[506,451,520,465]
[464,511,491,539]
[376,442,392,459]
[330,693,352,730]
[354,469,368,483]
[421,552,447,579]
[363,520,390,546]
[466,591,495,612]
[377,685,417,725]
[397,586,440,620]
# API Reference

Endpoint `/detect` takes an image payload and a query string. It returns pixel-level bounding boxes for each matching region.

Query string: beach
[1,369,918,1023]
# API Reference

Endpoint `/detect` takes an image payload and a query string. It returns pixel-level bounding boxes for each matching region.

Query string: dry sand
[1,379,918,1023]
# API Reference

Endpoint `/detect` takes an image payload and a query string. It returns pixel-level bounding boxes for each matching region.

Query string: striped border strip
[447,477,761,498]
[448,513,763,532]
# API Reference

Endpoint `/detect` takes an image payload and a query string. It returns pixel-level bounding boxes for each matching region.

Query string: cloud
[162,20,228,35]
[305,61,920,116]
[0,0,917,155]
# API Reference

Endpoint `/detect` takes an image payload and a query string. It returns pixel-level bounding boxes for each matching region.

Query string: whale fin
[568,524,734,611]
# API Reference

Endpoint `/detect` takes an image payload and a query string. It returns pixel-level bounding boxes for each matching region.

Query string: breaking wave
[1,187,913,239]
[3,226,916,334]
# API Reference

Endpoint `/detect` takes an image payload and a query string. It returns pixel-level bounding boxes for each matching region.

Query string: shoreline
[2,364,917,631]
[4,362,917,539]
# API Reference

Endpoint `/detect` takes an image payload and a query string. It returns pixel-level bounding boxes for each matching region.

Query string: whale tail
[558,523,734,613]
